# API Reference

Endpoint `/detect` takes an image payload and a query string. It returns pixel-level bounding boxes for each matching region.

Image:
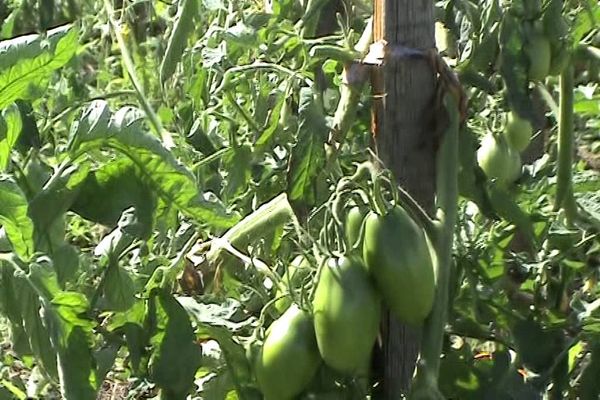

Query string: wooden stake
[371,1,437,397]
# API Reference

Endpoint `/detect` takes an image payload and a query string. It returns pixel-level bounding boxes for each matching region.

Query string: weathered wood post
[371,1,437,397]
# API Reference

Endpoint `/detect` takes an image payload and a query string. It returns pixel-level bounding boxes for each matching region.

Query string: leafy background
[0,0,598,399]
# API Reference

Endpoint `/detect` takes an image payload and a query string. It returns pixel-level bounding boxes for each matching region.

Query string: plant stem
[412,93,460,391]
[554,62,576,224]
[102,0,173,148]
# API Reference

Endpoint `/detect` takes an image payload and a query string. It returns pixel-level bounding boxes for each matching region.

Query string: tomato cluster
[253,203,436,399]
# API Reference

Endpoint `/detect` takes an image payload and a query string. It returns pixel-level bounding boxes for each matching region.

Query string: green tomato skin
[312,256,381,374]
[362,207,435,326]
[525,33,551,81]
[345,206,367,253]
[505,111,533,152]
[477,134,521,185]
[255,304,321,400]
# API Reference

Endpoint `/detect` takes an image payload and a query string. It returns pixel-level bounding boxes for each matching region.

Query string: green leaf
[159,0,198,85]
[255,92,286,147]
[0,26,78,109]
[0,24,72,69]
[286,88,328,205]
[68,102,239,229]
[106,300,148,374]
[578,341,600,399]
[70,158,155,238]
[488,185,536,248]
[178,297,252,332]
[0,103,21,170]
[512,318,564,373]
[572,4,600,44]
[0,178,34,260]
[498,13,533,120]
[149,289,202,400]
[21,283,58,379]
[102,259,136,312]
[44,291,97,400]
[222,144,252,199]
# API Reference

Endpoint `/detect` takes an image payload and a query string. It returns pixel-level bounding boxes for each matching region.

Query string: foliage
[0,0,598,399]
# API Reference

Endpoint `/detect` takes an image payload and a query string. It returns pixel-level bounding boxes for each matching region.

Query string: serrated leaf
[488,185,536,247]
[102,260,136,312]
[255,92,285,147]
[68,102,239,229]
[70,158,155,238]
[178,297,251,332]
[25,261,97,399]
[0,24,71,69]
[498,14,533,120]
[0,178,34,260]
[0,26,78,109]
[222,144,252,199]
[149,289,202,400]
[21,283,58,379]
[0,103,21,170]
[286,88,328,204]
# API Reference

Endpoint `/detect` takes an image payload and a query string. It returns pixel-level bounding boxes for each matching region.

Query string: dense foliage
[0,0,598,399]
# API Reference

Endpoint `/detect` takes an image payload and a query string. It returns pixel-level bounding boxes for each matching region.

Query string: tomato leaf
[286,88,328,205]
[68,102,239,229]
[0,178,34,260]
[498,13,533,120]
[149,289,202,400]
[0,26,78,109]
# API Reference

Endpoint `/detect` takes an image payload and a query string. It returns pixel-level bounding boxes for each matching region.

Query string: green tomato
[477,134,522,185]
[312,256,381,374]
[525,33,551,81]
[504,111,533,152]
[345,206,367,253]
[255,304,321,400]
[362,206,435,326]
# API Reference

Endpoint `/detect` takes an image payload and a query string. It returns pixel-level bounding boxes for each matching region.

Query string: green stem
[102,0,173,148]
[205,193,295,269]
[225,91,261,135]
[213,62,311,95]
[395,184,437,240]
[554,62,576,224]
[412,94,460,391]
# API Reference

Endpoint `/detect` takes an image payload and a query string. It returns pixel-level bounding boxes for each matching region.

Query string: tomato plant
[0,0,597,399]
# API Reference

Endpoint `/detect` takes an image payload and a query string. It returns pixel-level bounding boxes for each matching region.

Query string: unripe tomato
[255,304,321,400]
[477,134,521,185]
[504,111,533,152]
[363,206,435,326]
[344,206,367,253]
[525,33,551,81]
[312,256,380,374]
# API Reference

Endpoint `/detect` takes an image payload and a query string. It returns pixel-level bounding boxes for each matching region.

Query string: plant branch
[102,0,173,148]
[554,62,576,224]
[412,93,460,393]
